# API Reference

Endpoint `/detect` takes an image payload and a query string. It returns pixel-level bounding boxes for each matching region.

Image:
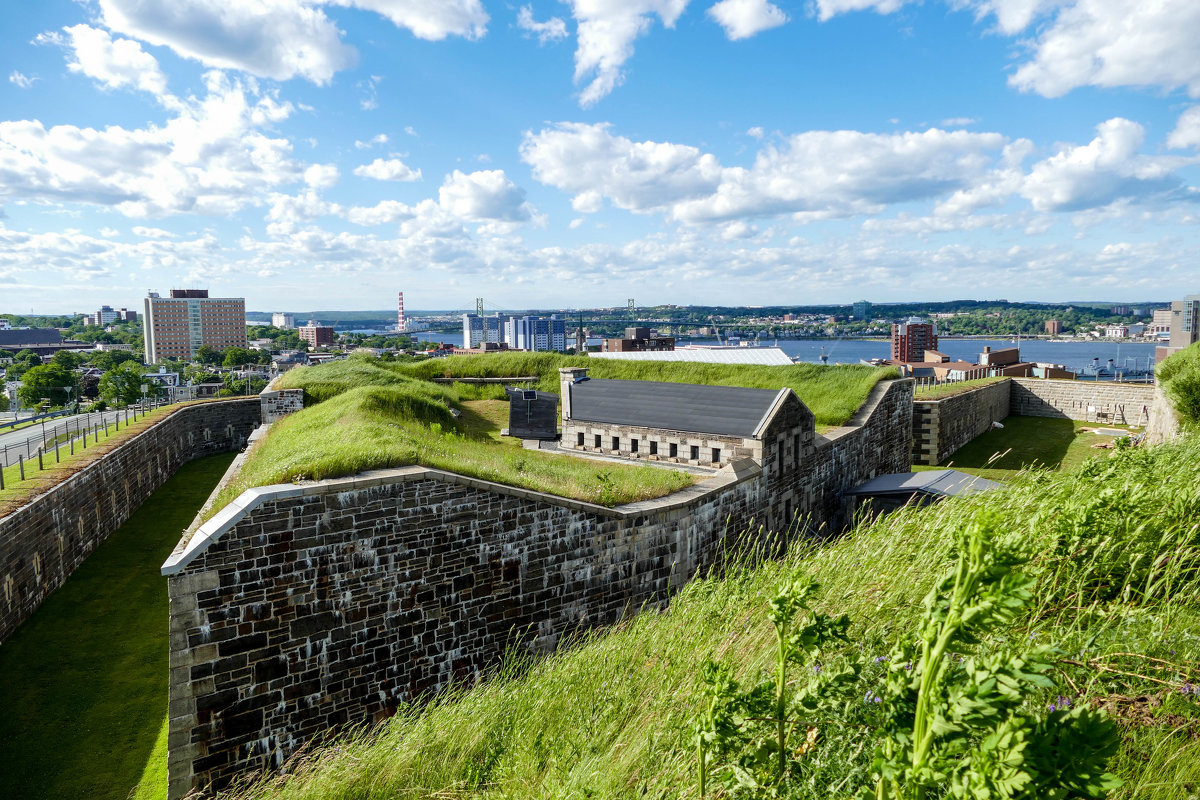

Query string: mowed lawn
[925,416,1136,480]
[0,453,235,800]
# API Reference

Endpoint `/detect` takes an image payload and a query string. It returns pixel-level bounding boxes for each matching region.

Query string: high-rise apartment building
[298,320,336,348]
[891,317,938,362]
[505,315,567,352]
[271,313,296,329]
[143,289,247,363]
[852,300,872,320]
[462,313,509,348]
[397,292,406,332]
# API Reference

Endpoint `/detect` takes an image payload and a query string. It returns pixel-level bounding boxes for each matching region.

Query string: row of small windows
[575,432,718,463]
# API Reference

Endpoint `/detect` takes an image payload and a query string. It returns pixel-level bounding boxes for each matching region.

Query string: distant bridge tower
[397,291,405,332]
[628,298,635,319]
[476,297,485,315]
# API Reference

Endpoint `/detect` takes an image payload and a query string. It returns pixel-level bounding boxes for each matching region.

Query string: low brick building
[556,367,810,470]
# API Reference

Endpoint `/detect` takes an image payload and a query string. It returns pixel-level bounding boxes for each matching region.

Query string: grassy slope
[0,453,235,800]
[215,356,891,512]
[394,352,895,428]
[912,376,1007,400]
[226,437,1200,800]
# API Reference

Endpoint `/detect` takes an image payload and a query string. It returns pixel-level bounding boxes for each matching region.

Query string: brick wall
[912,380,1012,466]
[0,399,261,644]
[163,379,913,798]
[1009,378,1154,425]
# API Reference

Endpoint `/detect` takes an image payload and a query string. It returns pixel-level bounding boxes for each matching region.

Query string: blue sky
[2,0,1199,313]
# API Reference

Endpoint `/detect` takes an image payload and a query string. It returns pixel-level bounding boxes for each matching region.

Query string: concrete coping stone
[160,457,763,577]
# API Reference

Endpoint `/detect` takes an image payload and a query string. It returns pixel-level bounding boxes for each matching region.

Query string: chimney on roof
[558,367,588,421]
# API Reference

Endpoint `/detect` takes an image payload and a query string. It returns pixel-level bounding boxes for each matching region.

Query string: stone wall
[1009,378,1154,425]
[259,390,304,424]
[912,380,1012,466]
[0,399,260,645]
[1145,384,1183,445]
[162,378,913,798]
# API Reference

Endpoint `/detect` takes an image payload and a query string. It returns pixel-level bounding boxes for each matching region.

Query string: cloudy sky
[2,0,1199,313]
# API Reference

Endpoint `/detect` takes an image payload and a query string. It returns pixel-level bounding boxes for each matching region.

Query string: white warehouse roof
[589,346,794,366]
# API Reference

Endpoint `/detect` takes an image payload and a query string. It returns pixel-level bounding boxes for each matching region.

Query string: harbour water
[406,332,1158,374]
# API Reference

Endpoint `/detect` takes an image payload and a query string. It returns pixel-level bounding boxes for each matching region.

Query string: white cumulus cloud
[707,0,788,40]
[438,169,535,222]
[1168,106,1200,150]
[1020,118,1191,211]
[326,0,487,40]
[39,24,169,98]
[517,5,569,43]
[353,157,422,182]
[568,0,691,107]
[0,72,302,217]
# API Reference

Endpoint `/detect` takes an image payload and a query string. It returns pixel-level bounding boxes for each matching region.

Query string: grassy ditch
[221,435,1200,800]
[0,453,236,800]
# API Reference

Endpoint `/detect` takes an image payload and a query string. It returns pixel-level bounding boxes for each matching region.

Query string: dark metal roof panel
[843,470,1003,498]
[568,378,784,438]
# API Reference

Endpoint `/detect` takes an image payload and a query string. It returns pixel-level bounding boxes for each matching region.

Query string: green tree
[0,394,8,412]
[221,347,257,367]
[17,364,75,408]
[194,345,223,365]
[51,350,84,371]
[98,362,149,406]
[15,350,42,366]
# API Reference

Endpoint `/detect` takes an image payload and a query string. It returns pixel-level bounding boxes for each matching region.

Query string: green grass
[222,435,1200,800]
[1158,342,1200,429]
[0,452,236,800]
[913,376,1007,400]
[924,417,1135,480]
[281,352,896,428]
[210,384,696,514]
[218,355,892,513]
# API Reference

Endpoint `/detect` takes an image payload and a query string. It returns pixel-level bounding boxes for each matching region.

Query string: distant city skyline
[2,1,1199,311]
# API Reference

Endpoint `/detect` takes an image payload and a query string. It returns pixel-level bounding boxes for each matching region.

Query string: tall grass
[1157,342,1200,429]
[223,436,1200,800]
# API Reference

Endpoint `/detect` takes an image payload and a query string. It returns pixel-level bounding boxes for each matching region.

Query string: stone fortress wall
[161,378,914,798]
[912,378,1157,466]
[0,399,261,644]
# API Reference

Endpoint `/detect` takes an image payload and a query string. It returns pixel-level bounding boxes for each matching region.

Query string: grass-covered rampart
[224,434,1200,800]
[1158,342,1200,430]
[214,356,893,511]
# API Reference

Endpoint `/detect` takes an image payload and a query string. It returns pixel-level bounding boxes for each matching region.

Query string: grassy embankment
[0,453,236,800]
[912,375,1007,400]
[211,355,894,512]
[221,432,1200,800]
[219,347,1200,800]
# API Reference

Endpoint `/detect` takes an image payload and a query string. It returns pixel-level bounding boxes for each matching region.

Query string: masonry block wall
[260,389,304,424]
[163,379,913,798]
[0,399,260,644]
[912,380,1012,466]
[1009,378,1154,425]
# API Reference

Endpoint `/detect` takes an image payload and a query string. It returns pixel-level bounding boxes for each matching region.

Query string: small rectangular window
[793,433,800,469]
[669,443,678,458]
[594,434,601,448]
[649,441,658,455]
[631,438,639,453]
[577,432,584,446]
[690,445,699,461]
[712,448,721,463]
[612,436,620,451]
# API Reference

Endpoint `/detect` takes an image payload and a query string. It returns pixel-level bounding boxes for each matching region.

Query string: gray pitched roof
[568,378,785,438]
[843,470,1003,498]
[0,328,63,347]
